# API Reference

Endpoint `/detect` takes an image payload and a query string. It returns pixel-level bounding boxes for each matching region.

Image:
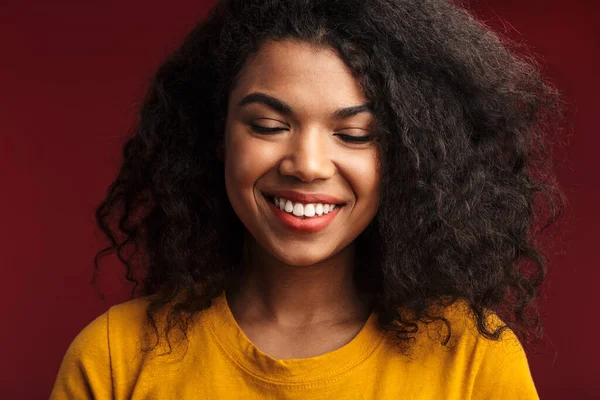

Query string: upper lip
[262,190,345,205]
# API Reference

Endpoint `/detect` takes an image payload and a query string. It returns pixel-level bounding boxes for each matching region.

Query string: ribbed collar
[206,290,385,385]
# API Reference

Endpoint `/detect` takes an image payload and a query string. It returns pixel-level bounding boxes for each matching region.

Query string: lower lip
[266,199,341,233]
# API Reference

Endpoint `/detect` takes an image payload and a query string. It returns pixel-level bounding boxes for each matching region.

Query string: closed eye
[250,125,373,143]
[250,124,286,134]
[334,133,373,143]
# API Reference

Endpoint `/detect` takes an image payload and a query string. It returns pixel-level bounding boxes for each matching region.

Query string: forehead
[231,40,368,115]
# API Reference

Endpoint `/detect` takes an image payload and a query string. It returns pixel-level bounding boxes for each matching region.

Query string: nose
[278,127,336,182]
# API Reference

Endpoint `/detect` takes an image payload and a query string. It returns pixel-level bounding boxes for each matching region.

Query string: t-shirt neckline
[206,290,385,384]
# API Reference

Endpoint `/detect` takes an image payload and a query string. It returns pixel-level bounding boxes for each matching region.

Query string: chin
[279,256,326,267]
[268,243,341,267]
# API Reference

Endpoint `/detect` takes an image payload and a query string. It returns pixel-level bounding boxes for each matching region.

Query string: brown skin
[223,39,381,358]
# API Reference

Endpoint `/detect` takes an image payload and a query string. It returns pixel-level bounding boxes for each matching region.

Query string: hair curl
[92,0,565,355]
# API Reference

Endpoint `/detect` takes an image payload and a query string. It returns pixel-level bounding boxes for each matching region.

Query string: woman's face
[224,39,381,267]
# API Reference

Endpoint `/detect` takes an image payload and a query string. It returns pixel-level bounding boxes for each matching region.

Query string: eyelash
[250,125,284,134]
[250,124,373,143]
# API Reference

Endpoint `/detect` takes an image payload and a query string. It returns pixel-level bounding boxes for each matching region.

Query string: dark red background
[1,1,597,398]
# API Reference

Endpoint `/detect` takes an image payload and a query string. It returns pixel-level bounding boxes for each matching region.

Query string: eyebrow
[237,92,373,119]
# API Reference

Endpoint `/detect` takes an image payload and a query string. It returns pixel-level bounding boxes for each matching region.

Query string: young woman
[51,0,563,398]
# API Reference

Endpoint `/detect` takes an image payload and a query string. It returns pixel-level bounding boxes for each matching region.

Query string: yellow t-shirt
[50,292,539,399]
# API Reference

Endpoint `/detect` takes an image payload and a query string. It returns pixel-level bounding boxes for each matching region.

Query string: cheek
[224,130,278,199]
[225,134,255,189]
[342,150,381,206]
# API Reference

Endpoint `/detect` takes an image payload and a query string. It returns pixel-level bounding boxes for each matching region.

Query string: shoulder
[106,296,155,339]
[427,299,532,362]
[63,296,155,362]
[50,296,155,399]
[376,300,538,399]
[74,296,155,349]
[385,300,539,399]
[433,300,539,399]
[68,295,157,364]
[444,300,528,355]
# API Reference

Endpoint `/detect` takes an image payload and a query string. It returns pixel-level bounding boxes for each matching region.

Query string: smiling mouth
[262,193,343,219]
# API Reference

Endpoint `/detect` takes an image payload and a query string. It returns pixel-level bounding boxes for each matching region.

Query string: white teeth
[284,200,294,213]
[304,204,315,217]
[292,203,304,217]
[315,204,323,216]
[272,196,339,218]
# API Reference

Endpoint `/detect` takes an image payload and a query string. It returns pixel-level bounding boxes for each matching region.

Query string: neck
[226,236,370,329]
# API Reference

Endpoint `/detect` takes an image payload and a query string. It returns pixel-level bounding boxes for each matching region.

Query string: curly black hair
[92,0,564,355]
